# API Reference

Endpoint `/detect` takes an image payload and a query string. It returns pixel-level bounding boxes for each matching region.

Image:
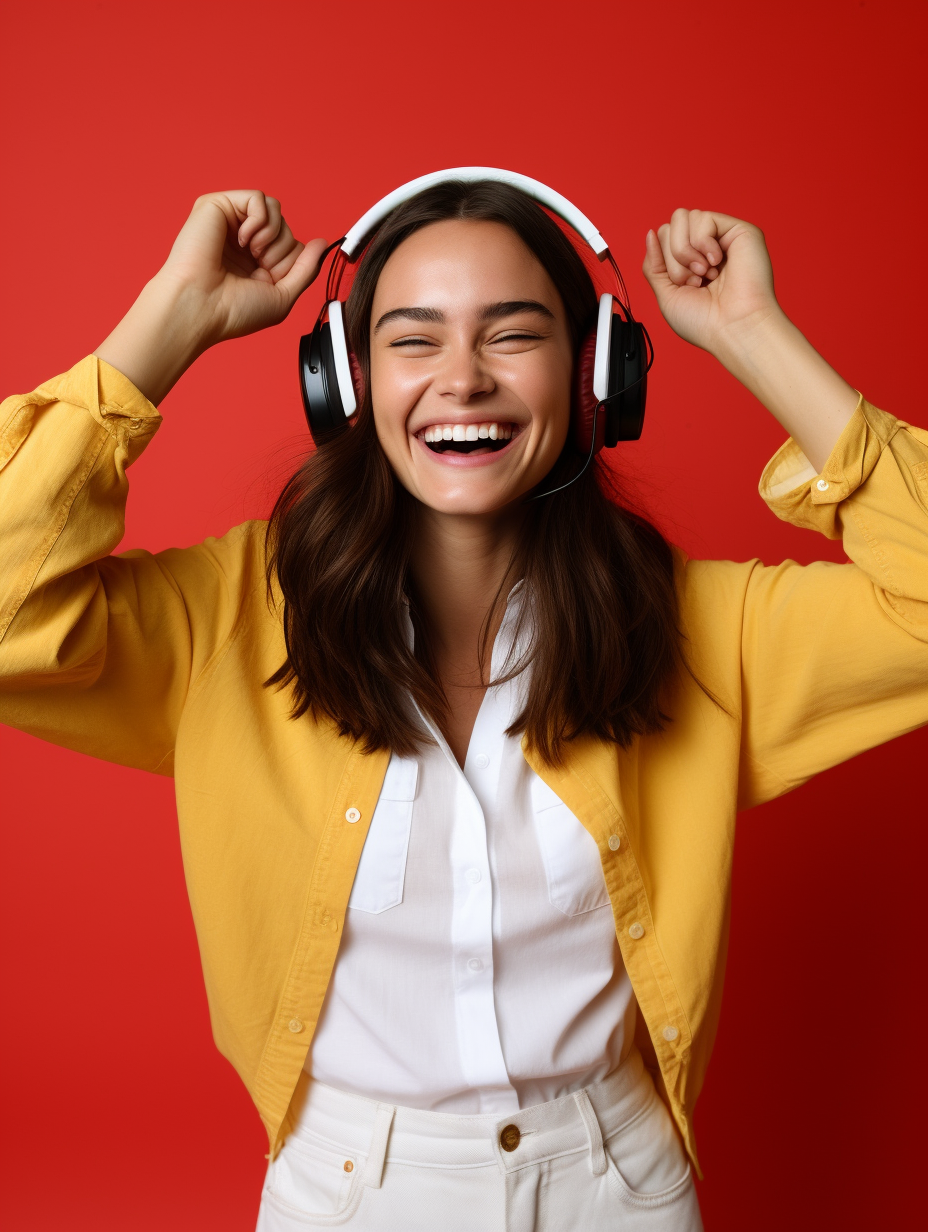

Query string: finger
[658,222,698,287]
[687,210,724,268]
[257,217,298,271]
[235,191,269,249]
[249,196,283,256]
[669,208,709,276]
[274,237,329,310]
[264,239,303,283]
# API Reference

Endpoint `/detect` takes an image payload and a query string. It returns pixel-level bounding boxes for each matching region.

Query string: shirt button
[662,1025,679,1042]
[474,753,490,769]
[499,1124,521,1152]
[467,957,484,973]
[345,807,361,823]
[288,1018,304,1033]
[816,479,829,491]
[466,868,482,884]
[608,835,621,851]
[628,922,645,940]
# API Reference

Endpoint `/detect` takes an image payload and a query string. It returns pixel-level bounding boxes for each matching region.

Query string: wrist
[94,273,217,406]
[710,301,792,376]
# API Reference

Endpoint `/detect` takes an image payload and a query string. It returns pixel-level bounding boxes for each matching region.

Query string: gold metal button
[499,1124,521,1152]
[343,1160,354,1173]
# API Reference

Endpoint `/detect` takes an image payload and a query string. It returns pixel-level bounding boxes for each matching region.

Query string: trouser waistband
[289,1049,652,1187]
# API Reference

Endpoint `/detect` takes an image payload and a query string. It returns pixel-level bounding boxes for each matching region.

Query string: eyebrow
[373,300,555,333]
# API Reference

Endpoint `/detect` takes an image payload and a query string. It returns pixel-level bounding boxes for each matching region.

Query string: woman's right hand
[95,190,328,406]
[161,191,328,344]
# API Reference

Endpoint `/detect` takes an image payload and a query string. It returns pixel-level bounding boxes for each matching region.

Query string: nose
[433,340,495,404]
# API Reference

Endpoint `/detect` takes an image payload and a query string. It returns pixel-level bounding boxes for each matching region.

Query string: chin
[414,485,523,517]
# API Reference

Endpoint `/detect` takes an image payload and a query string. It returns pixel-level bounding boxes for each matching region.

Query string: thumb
[276,237,330,312]
[641,229,673,304]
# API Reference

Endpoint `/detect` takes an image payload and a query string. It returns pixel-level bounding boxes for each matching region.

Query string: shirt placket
[418,649,522,1112]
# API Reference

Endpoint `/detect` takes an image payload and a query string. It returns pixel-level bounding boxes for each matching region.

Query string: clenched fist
[642,209,782,355]
[161,190,329,346]
[96,190,328,404]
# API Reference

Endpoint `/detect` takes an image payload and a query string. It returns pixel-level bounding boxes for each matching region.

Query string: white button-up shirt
[307,590,637,1114]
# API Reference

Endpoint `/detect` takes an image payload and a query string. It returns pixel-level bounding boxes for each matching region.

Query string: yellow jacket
[1,356,925,1173]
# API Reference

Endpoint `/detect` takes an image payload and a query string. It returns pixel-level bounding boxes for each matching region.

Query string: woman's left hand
[642,209,782,356]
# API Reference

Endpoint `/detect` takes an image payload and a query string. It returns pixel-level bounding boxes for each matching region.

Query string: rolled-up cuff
[758,395,901,538]
[36,354,161,436]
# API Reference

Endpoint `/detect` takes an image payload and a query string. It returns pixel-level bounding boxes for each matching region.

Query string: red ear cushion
[347,348,365,406]
[571,326,605,455]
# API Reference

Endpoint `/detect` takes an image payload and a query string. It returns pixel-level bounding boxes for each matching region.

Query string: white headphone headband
[340,167,610,261]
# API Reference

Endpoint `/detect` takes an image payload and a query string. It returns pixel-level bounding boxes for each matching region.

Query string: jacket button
[499,1124,521,1152]
[628,922,645,939]
[288,1018,304,1033]
[345,808,361,823]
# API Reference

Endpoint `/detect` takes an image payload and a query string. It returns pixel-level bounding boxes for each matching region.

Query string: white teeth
[418,422,518,444]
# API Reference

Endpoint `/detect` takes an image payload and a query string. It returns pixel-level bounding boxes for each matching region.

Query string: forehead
[371,218,562,314]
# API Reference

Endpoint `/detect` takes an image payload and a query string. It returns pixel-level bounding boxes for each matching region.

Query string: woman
[0,175,924,1231]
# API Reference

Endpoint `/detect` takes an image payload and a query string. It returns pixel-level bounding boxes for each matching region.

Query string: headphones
[299,168,652,483]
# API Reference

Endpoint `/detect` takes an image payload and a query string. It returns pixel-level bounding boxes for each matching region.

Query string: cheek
[369,358,420,467]
[523,353,572,438]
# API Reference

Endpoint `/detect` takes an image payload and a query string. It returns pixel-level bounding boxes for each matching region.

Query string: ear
[571,326,605,455]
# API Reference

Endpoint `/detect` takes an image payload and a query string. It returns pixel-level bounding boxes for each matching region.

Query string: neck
[409,507,522,681]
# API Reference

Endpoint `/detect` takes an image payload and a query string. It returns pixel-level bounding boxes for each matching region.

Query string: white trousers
[255,1049,703,1231]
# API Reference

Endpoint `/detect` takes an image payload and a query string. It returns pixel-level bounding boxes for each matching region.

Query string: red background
[1,1,925,1227]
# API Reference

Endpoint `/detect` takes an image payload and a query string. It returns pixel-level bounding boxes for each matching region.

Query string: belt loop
[361,1103,395,1189]
[573,1089,607,1176]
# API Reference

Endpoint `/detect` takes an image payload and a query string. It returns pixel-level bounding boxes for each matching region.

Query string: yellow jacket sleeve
[0,355,260,775]
[736,397,927,809]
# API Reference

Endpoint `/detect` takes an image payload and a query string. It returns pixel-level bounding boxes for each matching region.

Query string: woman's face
[369,219,574,516]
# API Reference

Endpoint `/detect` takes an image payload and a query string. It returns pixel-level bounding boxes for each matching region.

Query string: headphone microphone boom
[298,168,653,479]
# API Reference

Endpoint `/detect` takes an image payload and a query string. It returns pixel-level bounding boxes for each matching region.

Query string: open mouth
[416,422,519,455]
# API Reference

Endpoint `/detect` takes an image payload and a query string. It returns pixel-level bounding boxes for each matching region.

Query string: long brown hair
[266,181,682,764]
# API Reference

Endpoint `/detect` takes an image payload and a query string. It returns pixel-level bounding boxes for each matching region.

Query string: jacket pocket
[347,755,418,915]
[530,774,610,917]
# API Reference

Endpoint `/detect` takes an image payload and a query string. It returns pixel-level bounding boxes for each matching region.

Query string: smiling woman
[267,183,681,769]
[0,173,924,1232]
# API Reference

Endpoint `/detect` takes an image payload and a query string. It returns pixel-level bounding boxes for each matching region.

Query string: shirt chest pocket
[347,755,418,915]
[530,775,611,917]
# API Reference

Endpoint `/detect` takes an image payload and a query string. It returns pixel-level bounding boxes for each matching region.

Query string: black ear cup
[603,317,647,445]
[299,322,350,443]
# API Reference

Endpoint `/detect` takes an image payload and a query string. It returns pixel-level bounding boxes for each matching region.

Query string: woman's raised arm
[95,190,327,404]
[0,192,324,769]
[642,208,860,472]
